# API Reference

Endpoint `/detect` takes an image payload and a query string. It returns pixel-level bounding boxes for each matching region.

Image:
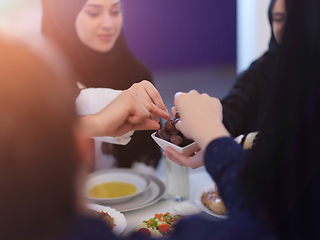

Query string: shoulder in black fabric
[221,0,282,137]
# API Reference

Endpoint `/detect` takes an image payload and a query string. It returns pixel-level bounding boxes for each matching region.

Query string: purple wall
[122,0,236,71]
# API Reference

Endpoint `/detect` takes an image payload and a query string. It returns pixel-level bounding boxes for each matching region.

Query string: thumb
[175,120,181,131]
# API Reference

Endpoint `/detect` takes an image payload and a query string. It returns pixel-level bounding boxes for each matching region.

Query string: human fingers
[126,96,152,124]
[131,95,171,122]
[129,81,170,120]
[164,146,204,169]
[139,81,170,116]
[125,95,170,125]
[174,90,201,115]
[173,91,197,139]
[171,106,177,116]
[174,90,223,139]
[163,146,188,167]
[128,89,170,122]
[186,150,205,169]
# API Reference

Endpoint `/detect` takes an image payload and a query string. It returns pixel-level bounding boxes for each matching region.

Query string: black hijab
[41,0,152,90]
[241,0,320,238]
[268,0,279,53]
[221,0,281,137]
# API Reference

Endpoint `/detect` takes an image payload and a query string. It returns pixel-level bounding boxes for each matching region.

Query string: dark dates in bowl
[151,112,200,157]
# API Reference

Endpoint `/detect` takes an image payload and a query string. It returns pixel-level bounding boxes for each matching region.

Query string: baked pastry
[136,212,184,237]
[89,209,114,229]
[201,186,227,215]
[234,132,259,150]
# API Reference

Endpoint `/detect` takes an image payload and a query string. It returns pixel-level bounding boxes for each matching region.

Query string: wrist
[195,122,230,150]
[79,114,107,138]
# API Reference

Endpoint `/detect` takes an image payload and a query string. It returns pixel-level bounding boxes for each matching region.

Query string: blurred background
[0,0,271,110]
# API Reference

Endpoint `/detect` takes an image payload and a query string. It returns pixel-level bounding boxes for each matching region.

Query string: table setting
[84,116,228,236]
[85,162,223,236]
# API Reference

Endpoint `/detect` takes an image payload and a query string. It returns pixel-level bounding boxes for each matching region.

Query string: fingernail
[175,92,182,98]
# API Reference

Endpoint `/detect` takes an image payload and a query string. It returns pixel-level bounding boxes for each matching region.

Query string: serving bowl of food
[86,170,151,204]
[151,112,200,157]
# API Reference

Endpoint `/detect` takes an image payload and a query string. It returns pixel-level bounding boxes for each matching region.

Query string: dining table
[121,156,225,234]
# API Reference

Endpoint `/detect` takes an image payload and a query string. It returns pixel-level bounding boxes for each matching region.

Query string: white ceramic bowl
[86,170,150,204]
[151,132,200,157]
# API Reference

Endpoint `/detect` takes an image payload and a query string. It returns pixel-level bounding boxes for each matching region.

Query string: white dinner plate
[194,184,228,219]
[87,169,166,212]
[87,203,127,235]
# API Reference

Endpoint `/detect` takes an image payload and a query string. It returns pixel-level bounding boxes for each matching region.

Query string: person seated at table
[222,0,286,137]
[163,0,286,163]
[41,0,163,171]
[75,77,170,171]
[0,34,170,239]
[163,0,320,239]
[1,0,320,239]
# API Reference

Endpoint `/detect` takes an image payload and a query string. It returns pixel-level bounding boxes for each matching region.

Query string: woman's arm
[165,90,246,211]
[76,81,170,140]
[79,89,170,139]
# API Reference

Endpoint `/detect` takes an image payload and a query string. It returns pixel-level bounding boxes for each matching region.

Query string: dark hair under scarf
[268,0,279,52]
[240,0,320,238]
[221,0,281,137]
[41,0,161,168]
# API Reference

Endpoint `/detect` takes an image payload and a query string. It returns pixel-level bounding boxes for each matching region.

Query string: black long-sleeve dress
[221,0,280,137]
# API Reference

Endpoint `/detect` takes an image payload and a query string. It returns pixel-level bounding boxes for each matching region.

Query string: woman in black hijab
[41,0,161,169]
[239,0,320,237]
[221,0,284,137]
[167,0,320,239]
[164,0,285,167]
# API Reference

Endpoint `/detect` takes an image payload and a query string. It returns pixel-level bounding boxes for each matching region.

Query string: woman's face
[75,0,123,52]
[272,0,286,44]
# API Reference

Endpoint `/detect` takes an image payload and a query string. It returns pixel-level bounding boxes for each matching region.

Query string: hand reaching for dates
[173,90,230,150]
[155,111,194,147]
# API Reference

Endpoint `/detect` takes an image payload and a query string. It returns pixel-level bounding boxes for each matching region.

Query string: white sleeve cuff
[76,88,134,145]
[76,87,122,115]
[94,131,134,145]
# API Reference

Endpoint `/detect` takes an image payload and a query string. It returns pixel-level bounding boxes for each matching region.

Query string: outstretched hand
[163,90,230,169]
[80,81,170,138]
[173,90,230,150]
[95,89,169,137]
[127,80,170,122]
